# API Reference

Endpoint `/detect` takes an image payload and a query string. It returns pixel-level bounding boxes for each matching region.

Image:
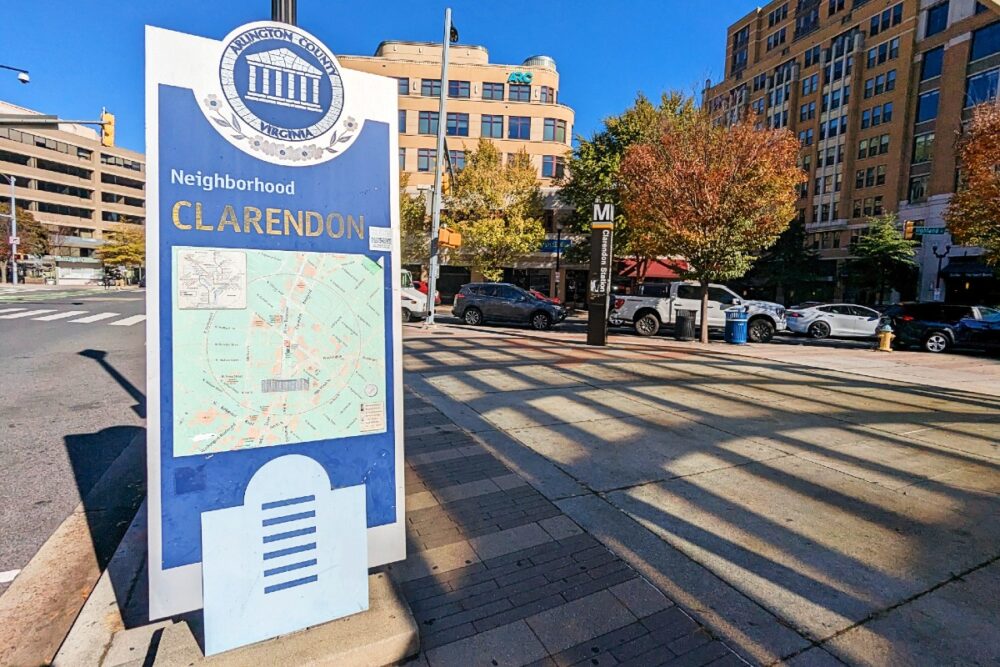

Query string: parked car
[785,303,882,339]
[400,270,431,322]
[529,289,561,304]
[452,283,567,330]
[881,303,999,353]
[608,281,786,342]
[413,279,441,305]
[956,309,1000,352]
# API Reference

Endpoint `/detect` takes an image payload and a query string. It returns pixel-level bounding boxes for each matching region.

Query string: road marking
[0,309,56,319]
[109,315,147,327]
[33,310,88,322]
[70,312,120,324]
[0,307,27,314]
[0,569,19,584]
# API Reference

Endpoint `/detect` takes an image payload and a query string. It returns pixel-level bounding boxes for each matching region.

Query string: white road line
[70,312,120,324]
[108,315,146,327]
[33,310,88,322]
[0,307,27,314]
[0,309,56,319]
[0,569,20,584]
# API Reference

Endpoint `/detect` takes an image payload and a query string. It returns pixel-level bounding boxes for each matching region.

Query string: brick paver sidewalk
[387,390,745,667]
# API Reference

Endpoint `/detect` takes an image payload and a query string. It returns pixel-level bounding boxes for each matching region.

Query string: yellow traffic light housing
[101,109,116,147]
[438,227,462,249]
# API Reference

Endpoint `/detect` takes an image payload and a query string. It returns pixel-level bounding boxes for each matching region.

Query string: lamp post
[425,8,454,325]
[554,221,562,300]
[932,243,951,301]
[1,174,18,285]
[0,64,30,85]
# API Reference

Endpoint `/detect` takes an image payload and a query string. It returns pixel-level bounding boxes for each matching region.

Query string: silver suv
[452,283,567,330]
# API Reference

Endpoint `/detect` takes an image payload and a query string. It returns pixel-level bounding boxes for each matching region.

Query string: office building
[704,0,998,303]
[341,42,581,302]
[0,100,145,284]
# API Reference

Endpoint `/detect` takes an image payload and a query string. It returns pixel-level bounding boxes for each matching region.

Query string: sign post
[145,21,405,655]
[587,202,614,346]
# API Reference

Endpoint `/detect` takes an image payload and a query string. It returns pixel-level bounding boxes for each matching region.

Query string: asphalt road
[0,288,146,596]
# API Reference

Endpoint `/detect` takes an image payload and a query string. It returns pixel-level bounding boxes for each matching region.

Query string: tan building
[704,0,998,304]
[0,100,145,284]
[340,41,583,302]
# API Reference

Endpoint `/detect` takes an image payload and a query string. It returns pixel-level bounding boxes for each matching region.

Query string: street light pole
[1,174,17,285]
[425,7,452,325]
[932,244,951,300]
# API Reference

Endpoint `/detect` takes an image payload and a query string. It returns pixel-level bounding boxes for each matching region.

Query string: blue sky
[3,0,750,153]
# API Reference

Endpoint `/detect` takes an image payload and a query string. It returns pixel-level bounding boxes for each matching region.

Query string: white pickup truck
[608,281,787,343]
[400,269,431,322]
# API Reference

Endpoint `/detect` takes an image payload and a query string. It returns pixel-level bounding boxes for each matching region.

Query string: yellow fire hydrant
[876,323,895,352]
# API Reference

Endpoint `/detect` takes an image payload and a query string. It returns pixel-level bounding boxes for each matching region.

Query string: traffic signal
[101,109,115,147]
[438,227,462,249]
[903,220,915,240]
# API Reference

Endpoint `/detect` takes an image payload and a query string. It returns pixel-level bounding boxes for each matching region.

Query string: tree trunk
[699,280,710,344]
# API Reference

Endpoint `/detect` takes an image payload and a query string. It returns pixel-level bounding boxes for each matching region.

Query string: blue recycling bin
[724,308,749,345]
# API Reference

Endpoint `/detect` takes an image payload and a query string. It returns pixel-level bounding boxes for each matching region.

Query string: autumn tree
[0,203,49,283]
[97,222,145,285]
[399,172,429,267]
[446,139,544,282]
[620,109,803,343]
[945,103,1000,267]
[559,93,697,281]
[847,213,917,305]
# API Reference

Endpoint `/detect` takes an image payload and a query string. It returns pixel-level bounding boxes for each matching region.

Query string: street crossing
[0,306,145,327]
[0,287,119,302]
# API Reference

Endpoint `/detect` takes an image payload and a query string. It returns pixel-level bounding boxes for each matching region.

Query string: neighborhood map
[171,246,387,457]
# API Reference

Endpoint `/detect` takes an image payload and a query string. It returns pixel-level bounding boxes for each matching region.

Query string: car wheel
[808,321,831,339]
[923,331,950,353]
[634,313,660,337]
[401,307,413,323]
[748,317,776,343]
[463,307,483,326]
[530,311,552,331]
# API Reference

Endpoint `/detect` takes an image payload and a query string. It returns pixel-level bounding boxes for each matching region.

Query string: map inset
[171,246,387,457]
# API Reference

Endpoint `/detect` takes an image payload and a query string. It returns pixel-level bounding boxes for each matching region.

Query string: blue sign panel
[146,22,404,621]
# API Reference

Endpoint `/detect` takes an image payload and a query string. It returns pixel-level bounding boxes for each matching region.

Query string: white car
[400,270,431,322]
[786,303,882,339]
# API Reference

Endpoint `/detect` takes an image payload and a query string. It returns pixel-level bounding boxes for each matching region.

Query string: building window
[398,148,405,170]
[966,68,999,107]
[909,175,929,202]
[766,27,786,51]
[916,90,940,122]
[448,80,470,99]
[920,47,944,80]
[543,118,567,142]
[858,139,869,159]
[420,79,441,97]
[447,150,466,172]
[880,134,890,155]
[873,196,883,216]
[481,114,503,138]
[539,86,555,103]
[871,3,904,36]
[829,0,845,14]
[446,112,469,137]
[542,155,565,179]
[804,45,821,68]
[397,77,409,95]
[418,111,439,135]
[482,82,504,100]
[417,148,436,172]
[768,3,788,27]
[866,37,900,68]
[799,102,815,121]
[508,83,531,102]
[912,132,935,163]
[925,2,950,38]
[802,73,819,96]
[971,21,1000,61]
[798,128,814,145]
[398,110,406,132]
[876,165,886,186]
[508,116,531,140]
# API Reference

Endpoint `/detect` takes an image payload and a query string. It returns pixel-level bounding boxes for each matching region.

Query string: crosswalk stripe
[0,309,56,319]
[70,312,120,324]
[33,310,88,321]
[0,569,20,584]
[109,315,146,327]
[0,308,27,314]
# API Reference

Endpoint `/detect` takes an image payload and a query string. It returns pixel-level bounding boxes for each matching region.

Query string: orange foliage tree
[620,109,803,343]
[945,103,1000,267]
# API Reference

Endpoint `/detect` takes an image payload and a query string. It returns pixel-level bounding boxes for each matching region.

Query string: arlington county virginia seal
[204,22,358,164]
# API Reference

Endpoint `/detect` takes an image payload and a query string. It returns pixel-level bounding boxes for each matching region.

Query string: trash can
[675,309,697,341]
[724,308,749,345]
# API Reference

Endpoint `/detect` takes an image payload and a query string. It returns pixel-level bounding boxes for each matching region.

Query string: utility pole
[271,0,296,24]
[1,175,17,285]
[932,243,951,301]
[425,8,452,325]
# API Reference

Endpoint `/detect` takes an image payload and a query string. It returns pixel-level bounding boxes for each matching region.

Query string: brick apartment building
[704,0,999,304]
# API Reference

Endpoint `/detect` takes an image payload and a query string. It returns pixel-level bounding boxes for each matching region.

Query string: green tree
[620,107,803,342]
[559,92,697,281]
[0,203,49,283]
[848,213,917,305]
[446,139,544,282]
[744,219,824,304]
[97,222,145,285]
[399,172,429,267]
[945,103,1000,267]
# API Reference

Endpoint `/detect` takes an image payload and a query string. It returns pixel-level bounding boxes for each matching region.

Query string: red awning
[619,258,689,280]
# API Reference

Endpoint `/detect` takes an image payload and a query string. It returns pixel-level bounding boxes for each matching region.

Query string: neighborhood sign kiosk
[145,22,404,654]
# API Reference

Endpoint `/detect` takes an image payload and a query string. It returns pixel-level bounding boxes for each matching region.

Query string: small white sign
[369,227,392,252]
[8,236,19,245]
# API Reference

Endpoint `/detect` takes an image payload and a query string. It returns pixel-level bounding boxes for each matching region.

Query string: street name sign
[145,21,404,652]
[587,202,614,346]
